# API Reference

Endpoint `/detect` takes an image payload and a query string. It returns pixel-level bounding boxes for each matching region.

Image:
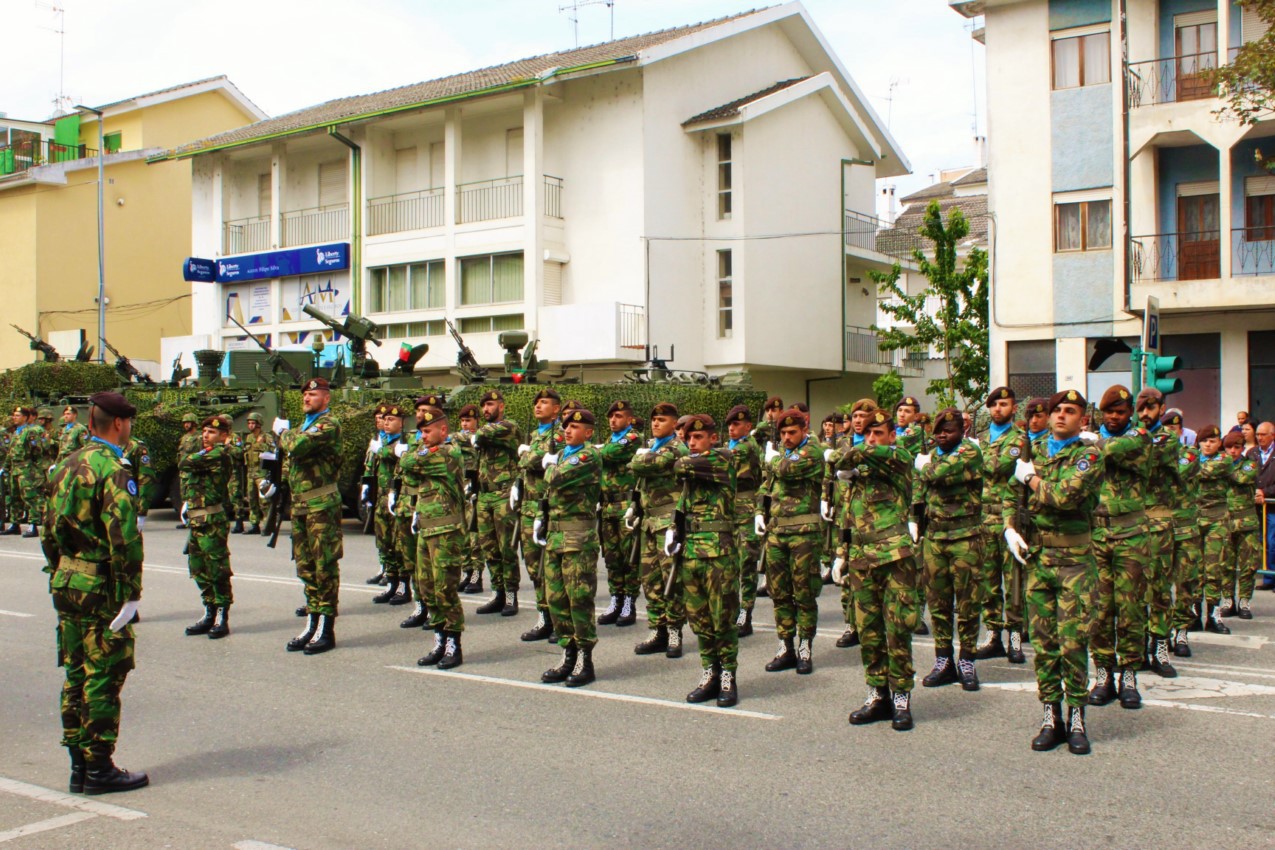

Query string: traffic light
[1145,353,1183,395]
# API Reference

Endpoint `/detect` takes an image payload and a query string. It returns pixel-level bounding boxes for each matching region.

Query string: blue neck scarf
[1099,422,1131,440]
[384,431,401,444]
[302,409,329,431]
[611,426,632,443]
[785,436,809,458]
[538,422,553,435]
[15,424,27,435]
[651,434,674,452]
[853,433,865,446]
[989,421,1013,443]
[1146,420,1162,434]
[895,426,907,437]
[1047,435,1080,458]
[90,435,123,459]
[934,443,952,456]
[64,422,74,432]
[1028,429,1047,442]
[561,443,584,460]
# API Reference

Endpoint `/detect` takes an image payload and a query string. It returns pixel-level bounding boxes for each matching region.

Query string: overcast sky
[5,0,985,203]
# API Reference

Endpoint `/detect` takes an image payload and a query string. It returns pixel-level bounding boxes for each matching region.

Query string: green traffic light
[1146,353,1183,395]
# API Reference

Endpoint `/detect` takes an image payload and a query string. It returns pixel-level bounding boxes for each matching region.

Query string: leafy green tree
[872,369,904,411]
[1210,1,1275,128]
[872,201,989,411]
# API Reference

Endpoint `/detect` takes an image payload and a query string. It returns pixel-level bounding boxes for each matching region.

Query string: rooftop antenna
[35,1,70,116]
[883,77,906,131]
[559,0,615,48]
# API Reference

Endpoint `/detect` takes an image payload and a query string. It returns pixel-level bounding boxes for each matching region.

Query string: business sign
[215,243,349,283]
[183,257,217,282]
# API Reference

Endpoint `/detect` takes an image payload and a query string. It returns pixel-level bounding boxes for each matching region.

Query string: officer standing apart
[179,415,235,639]
[45,391,148,794]
[471,389,522,615]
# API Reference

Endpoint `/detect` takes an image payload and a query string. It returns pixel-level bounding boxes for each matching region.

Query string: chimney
[973,135,988,168]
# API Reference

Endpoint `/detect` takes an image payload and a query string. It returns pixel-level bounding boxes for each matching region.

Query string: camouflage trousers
[734,516,760,611]
[418,528,465,633]
[1200,518,1231,606]
[293,503,343,617]
[520,509,549,613]
[188,514,233,607]
[17,468,44,526]
[228,474,242,523]
[246,472,267,525]
[375,499,405,578]
[599,514,639,598]
[682,552,740,672]
[1171,531,1202,632]
[763,531,821,641]
[56,612,134,760]
[394,501,419,599]
[1026,556,1094,708]
[850,556,919,692]
[980,524,1024,632]
[1144,519,1176,640]
[923,532,984,656]
[544,535,599,650]
[476,491,518,593]
[1230,524,1261,602]
[1090,530,1149,670]
[640,523,684,629]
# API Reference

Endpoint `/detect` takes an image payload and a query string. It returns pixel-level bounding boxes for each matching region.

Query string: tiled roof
[682,77,811,125]
[169,8,773,157]
[93,75,231,111]
[952,165,986,186]
[899,180,956,203]
[877,194,989,257]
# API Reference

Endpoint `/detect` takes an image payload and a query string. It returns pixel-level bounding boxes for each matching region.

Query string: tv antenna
[559,0,615,48]
[35,1,70,115]
[883,77,907,131]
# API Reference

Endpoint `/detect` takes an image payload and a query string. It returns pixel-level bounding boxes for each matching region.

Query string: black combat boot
[1188,603,1204,631]
[365,568,386,585]
[765,637,797,672]
[68,747,85,794]
[1173,628,1192,658]
[185,605,215,636]
[835,625,860,648]
[565,646,595,687]
[174,521,187,530]
[795,636,814,675]
[295,605,308,617]
[418,630,446,666]
[22,523,39,538]
[438,632,463,670]
[616,595,637,627]
[303,614,335,655]
[389,581,412,606]
[400,600,429,629]
[1030,703,1065,751]
[891,690,914,731]
[687,665,721,703]
[2,522,21,535]
[542,643,578,683]
[666,627,684,659]
[922,651,958,687]
[1148,638,1177,678]
[475,589,506,615]
[1238,598,1253,620]
[716,669,739,707]
[462,572,484,594]
[598,595,621,626]
[245,523,261,535]
[500,590,519,617]
[1205,604,1231,634]
[1220,598,1237,618]
[737,607,753,638]
[1117,667,1141,709]
[913,617,929,636]
[1006,629,1027,664]
[957,653,980,691]
[848,686,892,725]
[1087,667,1116,706]
[520,610,554,642]
[207,606,230,640]
[83,758,149,795]
[459,569,475,592]
[634,625,669,655]
[372,578,400,604]
[232,519,245,534]
[974,631,1007,660]
[1067,705,1091,754]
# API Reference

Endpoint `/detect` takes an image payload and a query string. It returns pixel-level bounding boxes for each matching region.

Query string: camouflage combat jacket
[244,429,277,479]
[1144,424,1180,525]
[1094,425,1151,533]
[1227,453,1260,532]
[630,435,689,533]
[544,444,602,552]
[409,442,466,538]
[762,436,824,536]
[673,447,737,559]
[1196,452,1232,521]
[58,422,89,461]
[598,425,641,519]
[10,424,48,475]
[123,438,155,516]
[981,425,1025,530]
[474,418,521,496]
[1170,446,1200,540]
[913,438,984,540]
[727,435,762,523]
[833,442,914,567]
[366,433,405,507]
[279,410,343,514]
[1004,439,1103,563]
[178,443,230,513]
[518,421,561,512]
[896,423,926,459]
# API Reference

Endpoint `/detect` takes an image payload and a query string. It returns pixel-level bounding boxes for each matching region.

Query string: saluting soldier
[514,388,565,632]
[393,394,445,630]
[11,405,49,538]
[179,415,235,639]
[673,415,741,706]
[750,396,784,446]
[455,403,485,593]
[1136,388,1179,677]
[1162,410,1202,657]
[471,389,522,613]
[45,391,148,794]
[724,405,762,637]
[241,412,276,535]
[1195,426,1234,634]
[976,387,1028,664]
[597,400,642,628]
[1223,430,1260,619]
[175,412,201,530]
[58,405,89,462]
[370,402,412,607]
[894,396,925,458]
[829,398,879,649]
[1004,389,1103,755]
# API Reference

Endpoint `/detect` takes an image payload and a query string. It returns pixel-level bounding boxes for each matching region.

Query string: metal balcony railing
[223,215,271,255]
[1130,231,1221,282]
[367,187,444,236]
[0,139,95,176]
[618,303,646,350]
[1126,51,1222,107]
[457,176,522,224]
[544,175,563,219]
[1232,226,1275,276]
[849,209,927,263]
[845,325,924,376]
[280,204,349,248]
[876,294,944,330]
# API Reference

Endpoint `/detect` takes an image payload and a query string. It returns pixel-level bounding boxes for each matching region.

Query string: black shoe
[388,581,412,606]
[1188,603,1203,631]
[848,686,892,725]
[795,637,813,675]
[462,573,484,594]
[598,595,621,626]
[207,606,229,640]
[287,614,318,651]
[365,569,386,585]
[974,632,1007,660]
[438,632,463,670]
[687,666,721,703]
[21,524,38,538]
[1118,668,1141,709]
[765,637,796,672]
[303,614,335,654]
[835,626,860,648]
[1148,638,1177,678]
[666,628,683,659]
[1006,630,1027,664]
[83,759,149,795]
[500,590,519,617]
[400,600,429,629]
[717,669,739,707]
[913,619,929,636]
[616,595,637,627]
[476,590,505,614]
[68,747,85,794]
[245,523,261,535]
[634,626,668,655]
[174,522,187,530]
[1205,604,1231,634]
[521,611,555,642]
[295,606,307,617]
[372,578,400,604]
[459,569,474,592]
[891,690,914,731]
[542,643,578,683]
[1030,703,1066,751]
[185,605,215,636]
[1220,599,1237,618]
[565,646,595,687]
[736,608,753,638]
[1067,705,1091,755]
[418,630,446,666]
[957,655,980,691]
[922,654,958,688]
[1239,599,1253,620]
[2,522,21,535]
[232,520,245,534]
[1173,628,1192,658]
[1087,667,1116,706]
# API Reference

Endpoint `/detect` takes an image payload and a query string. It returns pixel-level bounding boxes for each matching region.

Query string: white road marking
[0,609,34,618]
[982,679,1275,719]
[1187,632,1269,649]
[233,841,296,850]
[388,665,781,720]
[0,775,147,820]
[0,811,98,843]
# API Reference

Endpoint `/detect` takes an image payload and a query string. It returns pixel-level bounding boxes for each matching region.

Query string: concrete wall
[1050,0,1112,30]
[0,191,41,367]
[1051,85,1114,191]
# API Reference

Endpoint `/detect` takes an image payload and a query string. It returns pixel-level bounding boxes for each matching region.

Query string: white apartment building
[953,0,1275,426]
[161,3,911,410]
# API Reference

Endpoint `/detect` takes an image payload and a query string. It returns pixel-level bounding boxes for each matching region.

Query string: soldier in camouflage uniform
[629,402,690,657]
[1086,385,1152,711]
[225,428,247,535]
[242,412,276,534]
[1136,388,1179,677]
[1223,430,1260,619]
[673,415,741,706]
[1195,426,1234,634]
[123,436,154,530]
[391,394,445,629]
[1004,389,1102,755]
[914,407,986,691]
[1162,411,1202,657]
[977,387,1028,663]
[179,415,234,639]
[409,405,467,670]
[0,421,18,534]
[513,388,564,633]
[45,391,148,794]
[369,402,412,606]
[894,396,925,458]
[830,399,878,649]
[274,377,343,655]
[1024,397,1050,444]
[749,396,783,446]
[175,413,201,530]
[598,400,641,628]
[456,403,485,593]
[11,405,49,537]
[538,408,604,687]
[758,408,824,675]
[58,405,89,462]
[832,409,919,730]
[725,405,762,637]
[472,389,522,613]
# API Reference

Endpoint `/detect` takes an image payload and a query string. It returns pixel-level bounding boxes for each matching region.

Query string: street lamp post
[74,104,106,362]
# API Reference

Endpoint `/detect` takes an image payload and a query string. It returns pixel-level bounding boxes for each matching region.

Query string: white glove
[908,521,919,542]
[368,437,383,454]
[914,453,931,472]
[541,453,559,469]
[623,504,638,531]
[387,491,397,513]
[393,441,407,458]
[1005,527,1029,565]
[663,527,682,556]
[272,417,289,435]
[411,512,419,535]
[823,449,836,463]
[517,443,531,456]
[831,556,846,585]
[836,469,856,481]
[820,499,834,522]
[754,514,767,536]
[136,515,146,532]
[109,600,139,633]
[470,434,478,447]
[47,464,55,476]
[764,442,780,463]
[635,447,650,457]
[260,451,276,463]
[181,502,189,524]
[967,437,980,446]
[509,481,521,510]
[533,516,546,546]
[1013,458,1037,485]
[1079,430,1100,445]
[360,484,370,504]
[258,480,276,500]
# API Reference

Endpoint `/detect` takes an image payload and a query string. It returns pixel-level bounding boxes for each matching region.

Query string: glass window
[717,250,733,338]
[103,132,122,153]
[1053,31,1110,89]
[460,314,524,334]
[1055,199,1111,252]
[717,134,732,220]
[368,260,445,313]
[461,252,523,306]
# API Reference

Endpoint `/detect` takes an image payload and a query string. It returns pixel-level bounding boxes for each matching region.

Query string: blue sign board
[183,257,217,283]
[214,243,350,283]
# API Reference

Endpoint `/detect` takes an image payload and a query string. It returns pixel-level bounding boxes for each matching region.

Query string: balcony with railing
[223,215,271,255]
[0,139,96,176]
[845,325,924,376]
[367,188,444,236]
[457,176,522,224]
[1232,226,1275,276]
[280,204,349,248]
[1130,231,1221,282]
[849,209,927,265]
[1126,51,1224,107]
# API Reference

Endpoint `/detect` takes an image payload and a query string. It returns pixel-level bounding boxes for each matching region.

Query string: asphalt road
[3,516,1275,849]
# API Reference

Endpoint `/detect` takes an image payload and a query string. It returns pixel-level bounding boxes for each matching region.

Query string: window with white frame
[460,314,524,334]
[717,134,733,220]
[717,249,733,338]
[460,252,523,306]
[369,260,444,313]
[1054,198,1112,252]
[1052,29,1110,90]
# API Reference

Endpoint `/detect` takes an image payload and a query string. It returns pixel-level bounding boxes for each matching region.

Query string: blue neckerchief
[384,431,401,444]
[651,434,674,452]
[853,433,864,446]
[1047,435,1080,458]
[784,436,809,458]
[561,443,585,460]
[64,423,74,432]
[1029,429,1047,441]
[537,422,553,435]
[895,426,906,436]
[90,436,123,459]
[301,409,329,431]
[989,421,1013,443]
[1099,422,1131,440]
[611,426,632,443]
[934,443,951,457]
[728,438,741,450]
[15,424,27,435]
[1201,452,1218,461]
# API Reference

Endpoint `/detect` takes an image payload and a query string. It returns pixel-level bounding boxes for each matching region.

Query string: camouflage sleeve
[1231,458,1259,486]
[630,444,680,478]
[476,419,519,450]
[1198,456,1231,481]
[104,463,144,602]
[1103,431,1150,471]
[417,447,464,504]
[1032,450,1104,512]
[985,438,1018,481]
[179,443,227,471]
[282,416,340,460]
[922,441,984,486]
[134,443,156,515]
[673,452,732,486]
[597,432,640,467]
[773,443,823,482]
[548,452,601,495]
